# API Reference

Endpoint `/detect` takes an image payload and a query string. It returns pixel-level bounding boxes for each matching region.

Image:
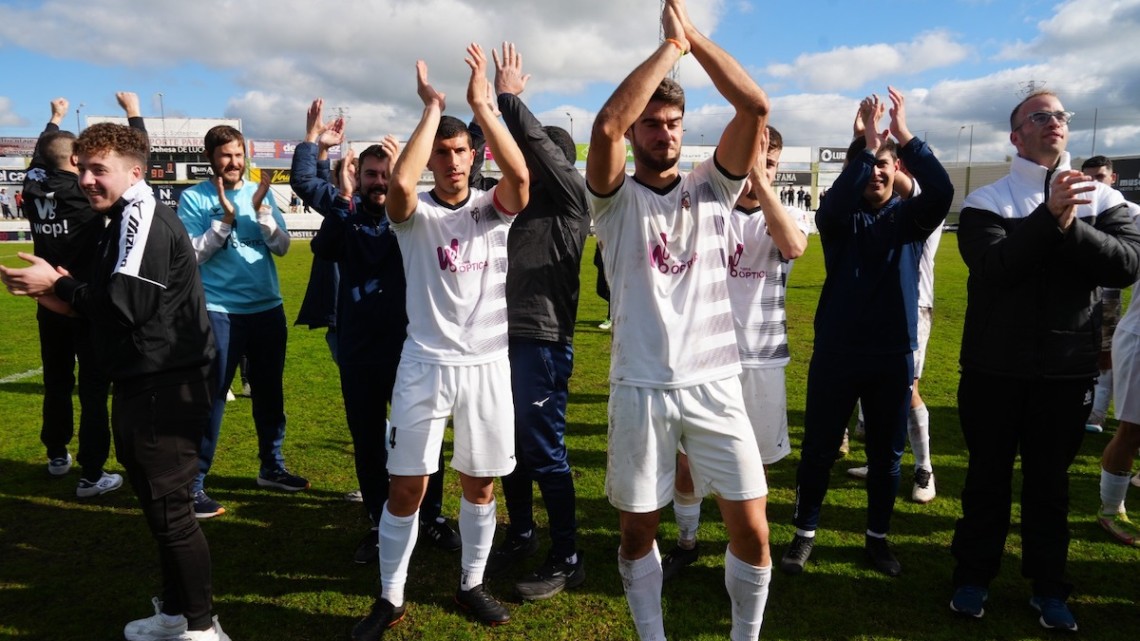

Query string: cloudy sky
[2,0,1139,164]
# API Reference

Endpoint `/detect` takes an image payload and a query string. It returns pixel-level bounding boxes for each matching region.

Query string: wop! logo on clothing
[436,238,488,273]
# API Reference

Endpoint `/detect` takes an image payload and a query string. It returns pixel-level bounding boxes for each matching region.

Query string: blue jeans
[794,350,913,535]
[501,339,578,556]
[195,306,288,492]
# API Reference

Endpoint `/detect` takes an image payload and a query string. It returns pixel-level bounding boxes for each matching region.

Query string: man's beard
[631,143,679,174]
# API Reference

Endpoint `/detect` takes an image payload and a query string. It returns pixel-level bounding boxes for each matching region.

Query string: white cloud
[0,97,28,128]
[766,30,971,92]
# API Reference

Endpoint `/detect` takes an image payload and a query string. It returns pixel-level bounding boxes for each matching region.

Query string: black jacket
[497,93,590,344]
[958,153,1140,379]
[55,184,214,392]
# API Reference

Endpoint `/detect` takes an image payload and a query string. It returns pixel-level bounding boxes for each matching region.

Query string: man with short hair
[661,126,809,581]
[1,188,12,219]
[480,42,592,601]
[949,91,1140,631]
[291,100,460,563]
[586,1,774,638]
[1,122,228,641]
[178,124,303,519]
[21,92,145,497]
[781,88,953,578]
[351,45,530,640]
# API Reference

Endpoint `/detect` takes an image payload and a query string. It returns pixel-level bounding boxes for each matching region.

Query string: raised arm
[116,92,147,137]
[387,61,444,224]
[753,130,806,259]
[466,43,528,213]
[672,0,768,176]
[587,4,688,195]
[290,98,346,217]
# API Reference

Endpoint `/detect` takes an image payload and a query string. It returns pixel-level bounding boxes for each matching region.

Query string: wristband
[665,38,687,56]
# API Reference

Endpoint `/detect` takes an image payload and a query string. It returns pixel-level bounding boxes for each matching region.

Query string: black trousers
[38,310,111,479]
[114,376,215,630]
[951,370,1092,599]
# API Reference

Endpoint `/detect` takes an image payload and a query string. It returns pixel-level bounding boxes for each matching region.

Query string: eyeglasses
[1016,110,1074,129]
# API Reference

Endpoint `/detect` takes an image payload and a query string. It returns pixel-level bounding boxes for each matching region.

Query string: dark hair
[650,77,685,113]
[36,130,77,171]
[358,144,391,167]
[436,116,472,146]
[543,126,576,165]
[1082,155,1112,172]
[767,125,783,153]
[204,125,245,158]
[74,123,148,167]
[1009,89,1059,131]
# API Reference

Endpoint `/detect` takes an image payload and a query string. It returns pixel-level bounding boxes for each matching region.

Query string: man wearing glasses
[949,91,1140,631]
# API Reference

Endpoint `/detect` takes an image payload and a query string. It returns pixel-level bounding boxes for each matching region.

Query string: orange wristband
[665,38,687,56]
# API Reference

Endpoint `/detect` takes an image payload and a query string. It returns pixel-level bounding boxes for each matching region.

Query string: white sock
[379,504,419,608]
[673,494,702,546]
[908,403,931,472]
[724,549,771,641]
[794,528,816,539]
[618,543,665,641]
[1100,468,1131,515]
[866,530,886,539]
[459,497,497,591]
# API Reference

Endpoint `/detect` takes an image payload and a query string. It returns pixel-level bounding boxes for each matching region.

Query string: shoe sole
[518,571,586,601]
[1097,517,1140,546]
[1030,601,1077,632]
[76,484,123,498]
[195,508,226,519]
[949,602,985,618]
[454,596,510,626]
[256,477,310,492]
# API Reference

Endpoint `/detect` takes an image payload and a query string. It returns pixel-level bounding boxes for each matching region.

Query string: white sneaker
[912,468,936,504]
[124,597,188,641]
[48,452,72,476]
[225,390,236,402]
[847,465,869,479]
[76,472,124,498]
[598,319,612,330]
[182,617,231,641]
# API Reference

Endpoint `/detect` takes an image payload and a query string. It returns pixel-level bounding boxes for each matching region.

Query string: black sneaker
[194,490,226,519]
[864,535,901,577]
[257,468,310,492]
[353,528,379,564]
[419,517,461,552]
[661,542,699,582]
[516,550,586,600]
[351,598,406,641]
[485,532,539,577]
[780,534,814,574]
[454,584,510,625]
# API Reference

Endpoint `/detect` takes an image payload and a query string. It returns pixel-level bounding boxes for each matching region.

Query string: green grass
[1,237,1138,641]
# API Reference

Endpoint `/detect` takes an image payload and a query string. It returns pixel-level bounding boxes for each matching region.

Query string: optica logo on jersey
[437,238,488,273]
[728,242,765,279]
[649,232,697,275]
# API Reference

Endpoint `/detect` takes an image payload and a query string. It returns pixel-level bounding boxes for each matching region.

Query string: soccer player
[586,0,774,638]
[480,42,592,601]
[949,91,1140,630]
[351,44,529,640]
[2,122,228,640]
[661,126,809,580]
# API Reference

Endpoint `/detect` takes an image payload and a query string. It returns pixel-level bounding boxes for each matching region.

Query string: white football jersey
[591,158,744,389]
[726,204,811,368]
[391,188,514,364]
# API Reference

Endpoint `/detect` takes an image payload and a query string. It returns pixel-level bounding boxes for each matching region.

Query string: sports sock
[908,403,931,472]
[673,492,702,546]
[724,548,771,641]
[618,542,665,641]
[459,497,497,591]
[379,504,419,608]
[794,528,816,539]
[1100,467,1131,515]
